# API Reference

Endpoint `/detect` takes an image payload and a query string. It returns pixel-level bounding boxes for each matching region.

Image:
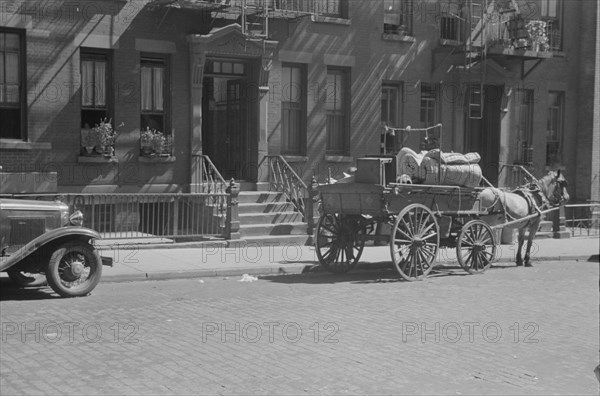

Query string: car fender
[0,227,101,272]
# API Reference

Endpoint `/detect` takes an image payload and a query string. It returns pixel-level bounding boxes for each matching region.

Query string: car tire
[46,241,103,298]
[7,271,48,287]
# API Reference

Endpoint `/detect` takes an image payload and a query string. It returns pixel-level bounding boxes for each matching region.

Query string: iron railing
[191,154,227,194]
[4,193,228,240]
[564,203,600,238]
[266,155,307,218]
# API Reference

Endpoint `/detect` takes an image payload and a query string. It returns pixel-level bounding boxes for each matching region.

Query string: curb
[98,254,597,284]
[100,264,309,283]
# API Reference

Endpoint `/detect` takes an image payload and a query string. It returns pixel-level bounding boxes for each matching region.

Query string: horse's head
[540,170,569,206]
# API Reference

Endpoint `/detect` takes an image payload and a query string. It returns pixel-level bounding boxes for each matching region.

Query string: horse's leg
[516,227,525,266]
[524,219,540,267]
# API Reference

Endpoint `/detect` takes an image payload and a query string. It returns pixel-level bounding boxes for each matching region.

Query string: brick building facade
[0,0,598,205]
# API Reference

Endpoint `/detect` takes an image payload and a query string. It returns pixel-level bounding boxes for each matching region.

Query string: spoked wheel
[456,220,497,274]
[315,213,366,274]
[390,204,440,281]
[46,242,103,298]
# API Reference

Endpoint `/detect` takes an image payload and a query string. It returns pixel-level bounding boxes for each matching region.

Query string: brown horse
[478,170,569,267]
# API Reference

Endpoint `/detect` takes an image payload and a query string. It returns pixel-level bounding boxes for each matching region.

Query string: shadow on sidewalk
[0,278,61,301]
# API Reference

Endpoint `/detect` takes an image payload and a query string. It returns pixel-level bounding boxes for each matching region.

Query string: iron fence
[564,203,600,238]
[4,193,228,240]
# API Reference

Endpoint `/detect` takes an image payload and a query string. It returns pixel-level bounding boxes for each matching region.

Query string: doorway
[465,85,503,185]
[202,60,249,180]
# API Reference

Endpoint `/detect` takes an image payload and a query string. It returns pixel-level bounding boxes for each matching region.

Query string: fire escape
[434,0,558,120]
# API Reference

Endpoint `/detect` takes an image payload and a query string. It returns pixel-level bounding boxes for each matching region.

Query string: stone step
[239,211,303,224]
[538,220,553,232]
[238,191,287,204]
[240,222,308,237]
[238,202,297,214]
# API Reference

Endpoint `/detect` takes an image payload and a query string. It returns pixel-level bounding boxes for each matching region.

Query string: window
[382,83,402,153]
[420,83,439,150]
[281,64,306,155]
[0,29,25,140]
[541,0,562,51]
[515,89,534,164]
[316,0,347,18]
[326,68,349,154]
[546,91,564,166]
[141,55,171,154]
[81,49,110,130]
[384,0,413,35]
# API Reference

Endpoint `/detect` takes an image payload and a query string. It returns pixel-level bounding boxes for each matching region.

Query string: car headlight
[69,210,84,226]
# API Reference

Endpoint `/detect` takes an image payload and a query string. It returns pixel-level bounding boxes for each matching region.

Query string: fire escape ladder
[241,0,269,38]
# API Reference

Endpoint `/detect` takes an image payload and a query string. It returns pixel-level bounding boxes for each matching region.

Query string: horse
[478,170,569,267]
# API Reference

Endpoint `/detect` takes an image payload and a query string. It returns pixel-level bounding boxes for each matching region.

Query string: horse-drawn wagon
[314,125,569,280]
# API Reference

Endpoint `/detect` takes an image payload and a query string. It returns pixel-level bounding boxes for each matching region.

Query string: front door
[465,85,502,185]
[202,76,247,180]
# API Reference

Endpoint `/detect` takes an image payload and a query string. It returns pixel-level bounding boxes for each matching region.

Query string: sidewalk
[95,235,600,283]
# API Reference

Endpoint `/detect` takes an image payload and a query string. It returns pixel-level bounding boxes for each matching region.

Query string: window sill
[139,155,176,163]
[325,155,353,162]
[78,155,119,163]
[0,140,52,150]
[312,15,351,25]
[283,155,308,163]
[382,33,416,43]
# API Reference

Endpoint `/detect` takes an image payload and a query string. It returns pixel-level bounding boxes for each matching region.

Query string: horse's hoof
[516,262,523,267]
[525,263,533,268]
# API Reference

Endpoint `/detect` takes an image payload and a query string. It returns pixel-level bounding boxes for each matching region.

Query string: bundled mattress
[396,148,483,187]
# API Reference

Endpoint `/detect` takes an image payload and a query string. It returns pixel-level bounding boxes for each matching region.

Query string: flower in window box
[151,130,167,155]
[90,118,122,156]
[140,127,167,156]
[140,127,155,155]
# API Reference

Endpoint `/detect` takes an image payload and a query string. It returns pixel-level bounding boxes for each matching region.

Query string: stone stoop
[237,191,311,246]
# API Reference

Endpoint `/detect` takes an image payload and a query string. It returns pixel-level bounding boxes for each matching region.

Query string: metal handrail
[563,202,600,237]
[266,155,307,217]
[192,154,227,194]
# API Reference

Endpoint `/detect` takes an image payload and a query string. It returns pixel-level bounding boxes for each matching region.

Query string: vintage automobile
[0,197,112,297]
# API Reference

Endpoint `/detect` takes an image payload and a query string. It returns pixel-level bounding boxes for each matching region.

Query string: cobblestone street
[1,260,598,395]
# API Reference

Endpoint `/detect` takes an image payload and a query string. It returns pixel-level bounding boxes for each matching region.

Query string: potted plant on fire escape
[526,20,549,52]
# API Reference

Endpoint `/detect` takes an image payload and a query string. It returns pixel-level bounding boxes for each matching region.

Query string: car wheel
[7,271,48,287]
[46,241,103,298]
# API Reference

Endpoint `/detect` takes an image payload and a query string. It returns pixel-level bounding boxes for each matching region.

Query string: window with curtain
[546,91,564,166]
[281,64,306,155]
[80,49,109,130]
[141,55,170,155]
[383,0,413,35]
[326,68,349,154]
[515,89,534,164]
[0,29,25,140]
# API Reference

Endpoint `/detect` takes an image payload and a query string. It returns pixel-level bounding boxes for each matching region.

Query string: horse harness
[487,183,550,227]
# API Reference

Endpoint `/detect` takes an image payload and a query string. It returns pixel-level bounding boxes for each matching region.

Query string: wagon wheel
[390,204,440,281]
[456,220,497,274]
[315,214,366,274]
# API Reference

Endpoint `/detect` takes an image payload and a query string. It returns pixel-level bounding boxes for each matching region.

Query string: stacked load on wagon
[396,147,483,187]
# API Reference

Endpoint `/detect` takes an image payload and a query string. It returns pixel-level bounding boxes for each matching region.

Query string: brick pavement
[1,260,598,395]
